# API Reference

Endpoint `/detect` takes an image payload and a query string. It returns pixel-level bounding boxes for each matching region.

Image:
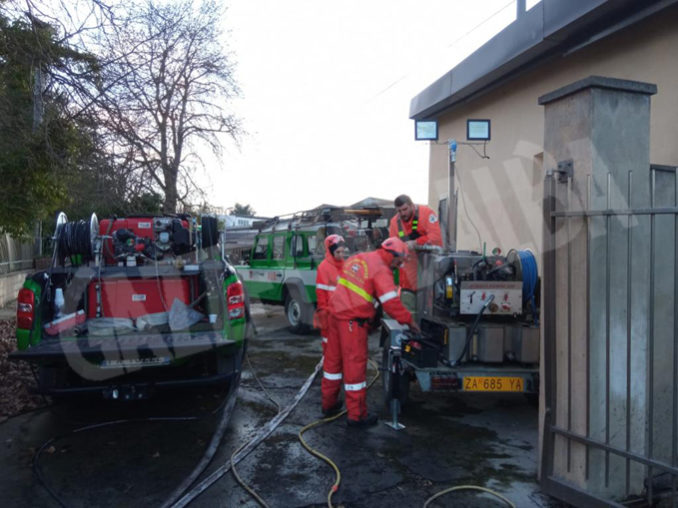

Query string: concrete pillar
[539,76,656,499]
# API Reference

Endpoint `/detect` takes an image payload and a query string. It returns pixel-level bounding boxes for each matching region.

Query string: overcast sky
[208,0,527,217]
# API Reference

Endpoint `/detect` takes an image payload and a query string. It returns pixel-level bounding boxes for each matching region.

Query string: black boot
[321,400,343,418]
[346,413,378,428]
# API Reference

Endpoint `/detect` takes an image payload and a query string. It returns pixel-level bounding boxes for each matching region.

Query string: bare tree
[2,0,116,120]
[0,1,112,233]
[96,0,242,213]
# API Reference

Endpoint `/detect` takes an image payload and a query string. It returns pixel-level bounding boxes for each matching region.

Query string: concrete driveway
[1,304,561,507]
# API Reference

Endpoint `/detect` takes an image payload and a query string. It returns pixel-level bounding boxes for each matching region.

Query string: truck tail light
[17,288,35,330]
[226,281,245,320]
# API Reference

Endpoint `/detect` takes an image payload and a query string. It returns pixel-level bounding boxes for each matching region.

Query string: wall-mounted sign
[415,120,438,141]
[467,119,491,141]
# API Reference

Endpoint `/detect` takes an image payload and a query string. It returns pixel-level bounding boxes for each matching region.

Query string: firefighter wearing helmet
[314,234,346,356]
[322,237,420,427]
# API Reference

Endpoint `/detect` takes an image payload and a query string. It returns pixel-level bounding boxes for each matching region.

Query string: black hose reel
[54,212,98,266]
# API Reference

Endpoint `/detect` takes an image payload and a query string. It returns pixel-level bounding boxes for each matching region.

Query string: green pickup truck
[236,206,393,333]
[10,212,251,400]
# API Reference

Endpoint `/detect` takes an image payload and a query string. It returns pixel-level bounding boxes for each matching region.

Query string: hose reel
[54,212,98,265]
[507,248,538,320]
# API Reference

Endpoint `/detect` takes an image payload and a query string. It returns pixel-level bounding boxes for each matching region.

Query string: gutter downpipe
[447,140,458,251]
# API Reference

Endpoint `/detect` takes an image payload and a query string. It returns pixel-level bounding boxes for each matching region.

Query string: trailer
[381,246,539,427]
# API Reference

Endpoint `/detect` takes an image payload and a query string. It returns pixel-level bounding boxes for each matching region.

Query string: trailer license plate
[463,376,524,392]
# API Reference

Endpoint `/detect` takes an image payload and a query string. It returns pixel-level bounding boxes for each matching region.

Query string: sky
[207,0,527,218]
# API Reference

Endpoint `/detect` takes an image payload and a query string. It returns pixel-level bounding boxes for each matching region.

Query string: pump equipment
[381,246,539,423]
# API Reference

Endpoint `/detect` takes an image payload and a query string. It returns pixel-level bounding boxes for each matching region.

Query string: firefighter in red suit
[314,234,346,356]
[388,194,442,311]
[321,237,420,427]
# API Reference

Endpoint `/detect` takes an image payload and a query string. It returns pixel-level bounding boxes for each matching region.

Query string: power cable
[454,295,494,365]
[455,173,484,254]
[33,404,231,508]
[445,0,515,49]
[367,0,515,103]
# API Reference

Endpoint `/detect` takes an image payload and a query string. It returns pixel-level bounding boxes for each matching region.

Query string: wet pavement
[1,304,563,507]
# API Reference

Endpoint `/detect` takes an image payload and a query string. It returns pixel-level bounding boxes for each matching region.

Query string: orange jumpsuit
[388,204,442,291]
[322,249,414,420]
[314,250,343,355]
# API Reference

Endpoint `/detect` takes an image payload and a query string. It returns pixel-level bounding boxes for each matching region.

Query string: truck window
[313,231,326,256]
[293,234,305,257]
[272,235,285,260]
[307,235,319,256]
[252,237,268,260]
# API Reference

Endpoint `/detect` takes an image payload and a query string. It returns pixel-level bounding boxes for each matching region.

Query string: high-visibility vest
[397,207,421,241]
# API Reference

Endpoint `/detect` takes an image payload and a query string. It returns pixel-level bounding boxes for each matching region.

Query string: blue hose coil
[517,249,538,323]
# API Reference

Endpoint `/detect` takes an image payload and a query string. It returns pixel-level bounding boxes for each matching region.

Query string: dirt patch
[0,318,46,420]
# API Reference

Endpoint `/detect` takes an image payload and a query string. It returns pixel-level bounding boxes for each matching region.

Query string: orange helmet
[324,234,345,254]
[381,237,408,258]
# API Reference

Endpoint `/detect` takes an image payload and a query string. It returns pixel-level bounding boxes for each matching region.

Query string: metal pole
[447,139,458,251]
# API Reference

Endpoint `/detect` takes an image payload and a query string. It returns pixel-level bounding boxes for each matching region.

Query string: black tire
[284,290,312,335]
[381,346,410,409]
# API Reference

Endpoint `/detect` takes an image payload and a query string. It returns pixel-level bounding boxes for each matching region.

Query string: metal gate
[542,163,678,507]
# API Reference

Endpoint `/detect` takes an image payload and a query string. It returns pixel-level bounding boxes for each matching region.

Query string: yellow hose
[230,441,270,507]
[298,358,380,507]
[298,357,516,508]
[423,484,515,507]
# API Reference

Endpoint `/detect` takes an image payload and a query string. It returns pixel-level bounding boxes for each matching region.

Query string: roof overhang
[409,0,678,120]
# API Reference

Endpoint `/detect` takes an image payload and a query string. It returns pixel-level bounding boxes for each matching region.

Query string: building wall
[429,5,678,257]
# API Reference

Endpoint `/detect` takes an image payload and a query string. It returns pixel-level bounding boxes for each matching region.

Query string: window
[308,235,319,256]
[252,237,268,260]
[272,235,285,260]
[293,235,306,257]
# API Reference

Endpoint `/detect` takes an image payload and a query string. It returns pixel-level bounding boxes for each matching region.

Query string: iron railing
[542,165,678,507]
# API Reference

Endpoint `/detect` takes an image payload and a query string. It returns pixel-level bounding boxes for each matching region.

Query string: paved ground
[0,304,564,507]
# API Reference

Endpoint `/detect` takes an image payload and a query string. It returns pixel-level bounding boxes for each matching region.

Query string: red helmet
[324,234,345,253]
[381,237,408,258]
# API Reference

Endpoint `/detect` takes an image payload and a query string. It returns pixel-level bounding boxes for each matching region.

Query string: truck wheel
[381,346,410,409]
[284,291,312,335]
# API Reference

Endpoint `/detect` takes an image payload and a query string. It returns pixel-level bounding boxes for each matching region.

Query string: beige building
[410,1,678,506]
[411,0,678,256]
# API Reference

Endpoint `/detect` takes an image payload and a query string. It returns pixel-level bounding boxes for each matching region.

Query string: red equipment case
[87,278,192,319]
